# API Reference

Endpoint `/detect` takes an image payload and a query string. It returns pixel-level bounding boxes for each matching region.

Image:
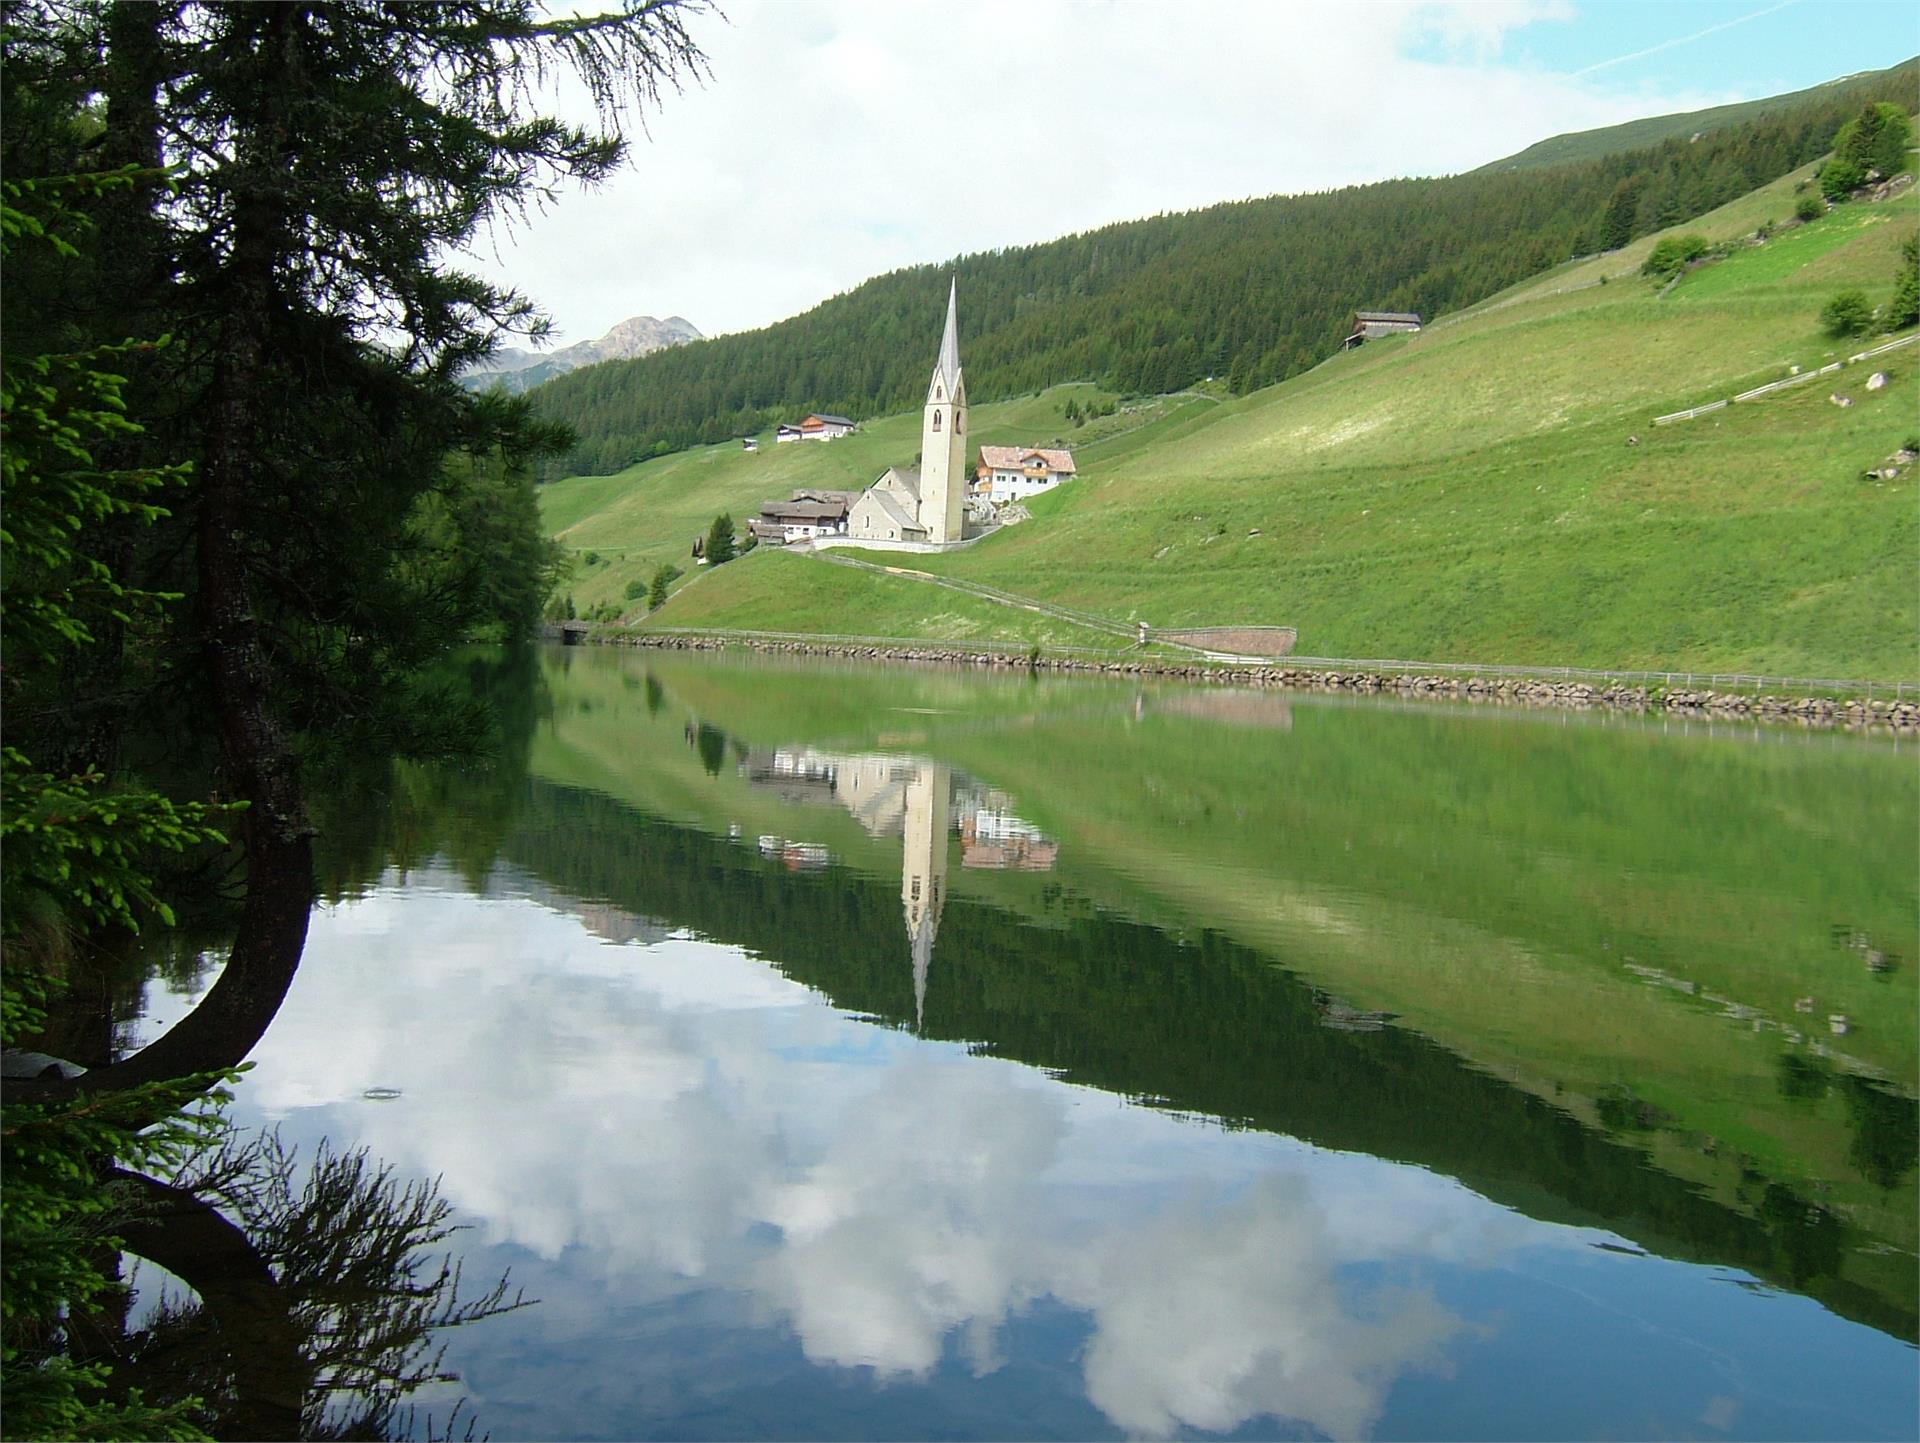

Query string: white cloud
[144,876,1610,1437]
[464,0,1736,343]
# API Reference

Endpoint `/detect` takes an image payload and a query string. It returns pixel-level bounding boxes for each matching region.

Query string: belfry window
[932,410,942,431]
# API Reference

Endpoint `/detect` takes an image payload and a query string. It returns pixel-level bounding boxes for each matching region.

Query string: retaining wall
[583,631,1917,732]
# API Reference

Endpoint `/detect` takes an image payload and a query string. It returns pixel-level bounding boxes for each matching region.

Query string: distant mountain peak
[462,314,702,393]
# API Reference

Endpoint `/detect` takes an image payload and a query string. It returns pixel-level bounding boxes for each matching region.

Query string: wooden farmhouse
[1341,310,1423,350]
[747,488,857,545]
[974,445,1076,505]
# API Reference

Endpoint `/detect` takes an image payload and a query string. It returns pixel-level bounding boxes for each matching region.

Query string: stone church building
[848,281,969,547]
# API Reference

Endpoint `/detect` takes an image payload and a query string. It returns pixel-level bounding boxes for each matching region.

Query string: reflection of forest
[493,773,1917,1344]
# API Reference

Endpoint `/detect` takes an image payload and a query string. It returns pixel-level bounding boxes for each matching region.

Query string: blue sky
[1458,1,1916,96]
[475,1,1919,342]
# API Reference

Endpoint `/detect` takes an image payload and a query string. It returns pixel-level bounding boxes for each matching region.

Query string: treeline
[531,60,1918,479]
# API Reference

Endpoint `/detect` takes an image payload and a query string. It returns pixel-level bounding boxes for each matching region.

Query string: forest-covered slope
[1477,58,1919,171]
[529,58,1917,479]
[620,155,1919,679]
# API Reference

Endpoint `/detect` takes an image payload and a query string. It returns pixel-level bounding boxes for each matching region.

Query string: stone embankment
[587,631,1917,731]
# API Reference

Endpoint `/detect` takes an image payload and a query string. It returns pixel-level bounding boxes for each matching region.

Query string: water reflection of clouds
[157,876,1541,1438]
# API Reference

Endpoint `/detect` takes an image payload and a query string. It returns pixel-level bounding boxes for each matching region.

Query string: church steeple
[901,762,951,1031]
[919,280,968,544]
[934,278,962,399]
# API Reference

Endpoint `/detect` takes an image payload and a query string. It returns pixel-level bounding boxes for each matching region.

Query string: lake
[137,646,1918,1440]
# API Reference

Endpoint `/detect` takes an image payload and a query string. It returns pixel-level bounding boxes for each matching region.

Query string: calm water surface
[140,649,1918,1440]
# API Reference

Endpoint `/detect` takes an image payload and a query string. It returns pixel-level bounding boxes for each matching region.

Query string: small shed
[1342,310,1423,349]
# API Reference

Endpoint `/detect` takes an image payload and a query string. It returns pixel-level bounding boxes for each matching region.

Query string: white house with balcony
[975,445,1077,505]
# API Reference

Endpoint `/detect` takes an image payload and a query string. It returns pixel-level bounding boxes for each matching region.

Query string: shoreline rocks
[561,629,1917,733]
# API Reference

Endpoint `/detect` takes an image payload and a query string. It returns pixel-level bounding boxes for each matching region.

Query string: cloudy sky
[465,0,1915,346]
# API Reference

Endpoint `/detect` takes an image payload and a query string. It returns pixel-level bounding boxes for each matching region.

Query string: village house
[746,488,857,545]
[974,445,1076,505]
[775,413,857,443]
[1342,310,1423,349]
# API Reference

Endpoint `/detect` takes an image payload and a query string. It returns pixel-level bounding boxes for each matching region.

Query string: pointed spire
[911,913,932,1031]
[935,277,961,393]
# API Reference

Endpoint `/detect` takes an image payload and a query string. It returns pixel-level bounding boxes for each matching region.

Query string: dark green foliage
[706,513,736,566]
[694,722,727,775]
[0,0,703,776]
[1795,193,1826,222]
[648,564,680,609]
[1,176,239,1441]
[1821,288,1875,337]
[1822,102,1915,199]
[625,577,648,601]
[1888,234,1920,330]
[1599,174,1645,250]
[1641,232,1710,279]
[529,59,1919,476]
[0,5,707,1436]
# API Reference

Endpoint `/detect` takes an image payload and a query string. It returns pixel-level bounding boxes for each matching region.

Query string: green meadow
[551,161,1919,679]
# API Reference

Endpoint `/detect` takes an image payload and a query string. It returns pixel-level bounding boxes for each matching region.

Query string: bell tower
[919,280,968,545]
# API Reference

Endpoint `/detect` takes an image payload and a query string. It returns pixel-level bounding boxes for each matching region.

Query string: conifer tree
[0,0,710,1080]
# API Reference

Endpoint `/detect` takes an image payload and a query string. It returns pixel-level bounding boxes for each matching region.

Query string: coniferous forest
[529,58,1917,479]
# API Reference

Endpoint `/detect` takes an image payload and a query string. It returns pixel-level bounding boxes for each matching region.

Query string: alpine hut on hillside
[1341,310,1423,349]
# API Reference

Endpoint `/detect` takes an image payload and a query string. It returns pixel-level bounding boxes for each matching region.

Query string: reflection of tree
[1842,1077,1918,1190]
[97,1131,528,1441]
[695,723,728,778]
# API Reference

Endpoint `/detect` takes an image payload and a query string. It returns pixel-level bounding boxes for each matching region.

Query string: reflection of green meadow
[533,646,1917,1320]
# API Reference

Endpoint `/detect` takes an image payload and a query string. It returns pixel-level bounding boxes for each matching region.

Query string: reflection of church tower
[901,762,952,1029]
[920,282,968,545]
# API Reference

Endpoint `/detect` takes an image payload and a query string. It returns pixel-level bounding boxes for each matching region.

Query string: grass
[1674,205,1893,299]
[645,547,1131,650]
[552,171,1920,680]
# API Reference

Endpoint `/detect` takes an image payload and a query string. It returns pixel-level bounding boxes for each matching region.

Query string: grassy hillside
[1477,59,1919,171]
[541,382,1159,613]
[636,160,1919,680]
[527,61,1917,476]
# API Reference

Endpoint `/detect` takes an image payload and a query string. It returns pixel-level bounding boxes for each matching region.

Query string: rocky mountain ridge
[462,314,702,393]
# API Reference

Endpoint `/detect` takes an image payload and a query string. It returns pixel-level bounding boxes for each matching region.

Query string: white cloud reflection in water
[144,870,1561,1439]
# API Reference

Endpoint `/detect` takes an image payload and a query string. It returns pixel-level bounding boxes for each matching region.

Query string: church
[847,281,970,547]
